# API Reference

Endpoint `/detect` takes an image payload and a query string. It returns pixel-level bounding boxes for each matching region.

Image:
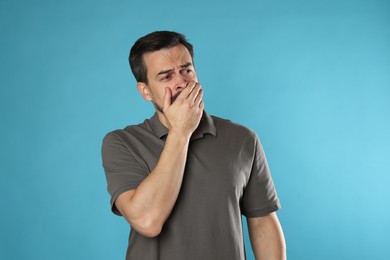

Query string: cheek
[181,74,197,83]
[145,84,162,101]
[152,84,174,102]
[192,71,198,81]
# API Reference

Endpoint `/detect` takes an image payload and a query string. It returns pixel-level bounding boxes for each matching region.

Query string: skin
[115,44,286,259]
[115,44,203,237]
[248,212,287,260]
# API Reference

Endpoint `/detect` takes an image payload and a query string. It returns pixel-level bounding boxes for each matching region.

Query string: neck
[156,110,169,129]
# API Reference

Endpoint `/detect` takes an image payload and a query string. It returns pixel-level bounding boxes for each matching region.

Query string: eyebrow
[156,62,193,77]
[180,62,192,69]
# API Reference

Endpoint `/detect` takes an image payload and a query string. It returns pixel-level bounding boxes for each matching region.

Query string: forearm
[117,82,203,237]
[248,213,286,260]
[123,130,190,235]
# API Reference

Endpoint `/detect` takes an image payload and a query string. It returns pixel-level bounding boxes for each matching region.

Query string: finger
[188,83,202,101]
[181,81,197,98]
[193,88,203,106]
[199,100,205,109]
[163,87,172,110]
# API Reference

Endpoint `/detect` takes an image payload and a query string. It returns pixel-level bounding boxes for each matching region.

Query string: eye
[161,74,173,81]
[181,69,192,75]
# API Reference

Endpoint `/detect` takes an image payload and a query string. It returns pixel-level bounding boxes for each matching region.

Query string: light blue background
[1,0,389,259]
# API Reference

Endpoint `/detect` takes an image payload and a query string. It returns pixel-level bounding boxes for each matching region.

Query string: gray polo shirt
[102,111,280,260]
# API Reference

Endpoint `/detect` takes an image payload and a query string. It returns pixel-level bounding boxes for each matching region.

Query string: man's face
[137,44,198,112]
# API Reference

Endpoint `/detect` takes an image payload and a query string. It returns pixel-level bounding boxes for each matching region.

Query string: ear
[136,82,152,102]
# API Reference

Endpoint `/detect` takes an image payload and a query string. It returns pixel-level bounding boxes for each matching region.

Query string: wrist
[167,128,192,141]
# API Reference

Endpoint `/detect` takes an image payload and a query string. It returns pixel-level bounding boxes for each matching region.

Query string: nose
[173,75,188,93]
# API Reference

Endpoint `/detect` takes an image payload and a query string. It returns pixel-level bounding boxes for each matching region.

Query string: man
[102,31,286,260]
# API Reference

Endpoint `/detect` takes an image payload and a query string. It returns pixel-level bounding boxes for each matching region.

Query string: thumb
[163,87,172,111]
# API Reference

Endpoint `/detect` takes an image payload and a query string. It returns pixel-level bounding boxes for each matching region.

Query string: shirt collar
[147,110,217,140]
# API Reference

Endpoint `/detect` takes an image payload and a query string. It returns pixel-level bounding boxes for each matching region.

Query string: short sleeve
[241,134,281,218]
[101,132,148,215]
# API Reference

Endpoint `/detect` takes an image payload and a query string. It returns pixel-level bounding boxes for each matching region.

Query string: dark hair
[129,31,194,83]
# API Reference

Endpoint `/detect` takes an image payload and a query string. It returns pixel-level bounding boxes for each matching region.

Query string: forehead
[143,44,192,74]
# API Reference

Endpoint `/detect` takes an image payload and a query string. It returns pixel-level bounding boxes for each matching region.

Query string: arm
[247,212,286,260]
[115,82,204,238]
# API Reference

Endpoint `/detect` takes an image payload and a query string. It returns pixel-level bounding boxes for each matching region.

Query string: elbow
[138,221,163,238]
[129,216,163,238]
[119,202,164,238]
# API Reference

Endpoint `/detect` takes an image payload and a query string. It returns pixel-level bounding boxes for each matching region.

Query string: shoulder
[101,122,149,163]
[102,119,152,144]
[210,114,257,140]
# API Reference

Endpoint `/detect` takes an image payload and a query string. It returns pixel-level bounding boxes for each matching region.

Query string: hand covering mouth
[171,91,182,103]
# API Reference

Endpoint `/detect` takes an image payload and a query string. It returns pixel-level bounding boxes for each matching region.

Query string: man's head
[129,31,198,113]
[129,31,194,84]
